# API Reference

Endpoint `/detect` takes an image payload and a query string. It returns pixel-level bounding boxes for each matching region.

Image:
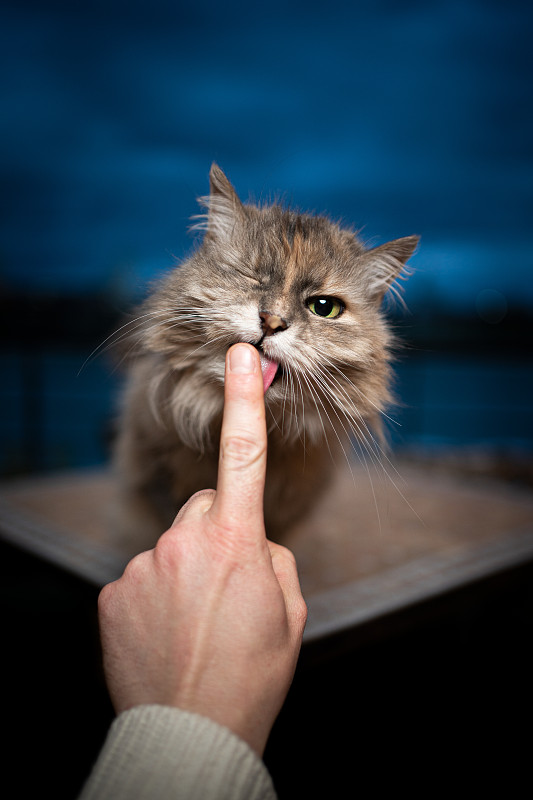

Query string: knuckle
[276,543,297,566]
[121,550,150,585]
[290,594,308,634]
[179,489,216,519]
[152,531,179,569]
[270,541,298,570]
[188,488,216,505]
[297,596,308,626]
[98,581,117,619]
[221,433,266,468]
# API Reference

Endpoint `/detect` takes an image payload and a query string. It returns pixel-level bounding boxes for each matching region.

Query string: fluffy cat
[112,164,418,545]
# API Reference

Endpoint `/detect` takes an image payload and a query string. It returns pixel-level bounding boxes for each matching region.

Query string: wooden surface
[1,458,532,642]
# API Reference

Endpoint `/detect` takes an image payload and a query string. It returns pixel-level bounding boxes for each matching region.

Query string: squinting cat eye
[306,296,344,319]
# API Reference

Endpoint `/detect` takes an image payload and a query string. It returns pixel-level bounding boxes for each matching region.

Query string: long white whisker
[313,343,402,427]
[308,351,422,526]
[299,371,352,472]
[288,362,307,452]
[311,348,406,479]
[313,361,384,470]
[311,366,386,530]
[77,306,216,375]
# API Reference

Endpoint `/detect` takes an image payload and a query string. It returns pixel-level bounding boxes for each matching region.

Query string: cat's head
[140,164,418,451]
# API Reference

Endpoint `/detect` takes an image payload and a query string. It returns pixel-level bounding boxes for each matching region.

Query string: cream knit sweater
[79,705,277,800]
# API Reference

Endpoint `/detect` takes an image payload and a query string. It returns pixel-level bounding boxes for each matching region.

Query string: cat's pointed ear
[362,235,419,303]
[203,163,245,240]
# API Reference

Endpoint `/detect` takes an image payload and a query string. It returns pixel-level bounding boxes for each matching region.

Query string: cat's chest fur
[112,164,418,545]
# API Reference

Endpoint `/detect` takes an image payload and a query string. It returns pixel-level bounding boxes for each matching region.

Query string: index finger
[208,343,267,536]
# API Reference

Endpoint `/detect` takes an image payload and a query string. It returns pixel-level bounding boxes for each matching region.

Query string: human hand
[98,343,307,755]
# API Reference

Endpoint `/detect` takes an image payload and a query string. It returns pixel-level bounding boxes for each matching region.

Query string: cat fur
[112,164,418,545]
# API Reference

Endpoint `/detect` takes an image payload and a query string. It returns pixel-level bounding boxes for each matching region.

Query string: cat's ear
[203,163,245,240]
[362,235,419,303]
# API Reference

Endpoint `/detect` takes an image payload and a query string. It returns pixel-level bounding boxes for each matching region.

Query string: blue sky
[1,0,532,313]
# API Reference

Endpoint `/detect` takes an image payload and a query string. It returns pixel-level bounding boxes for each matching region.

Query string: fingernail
[229,344,256,374]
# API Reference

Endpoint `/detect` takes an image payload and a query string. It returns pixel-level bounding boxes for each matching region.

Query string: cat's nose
[259,311,289,337]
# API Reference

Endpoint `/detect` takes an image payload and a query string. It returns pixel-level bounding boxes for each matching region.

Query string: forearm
[78,705,277,800]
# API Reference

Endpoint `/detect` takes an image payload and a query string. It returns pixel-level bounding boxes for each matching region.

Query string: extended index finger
[208,344,267,536]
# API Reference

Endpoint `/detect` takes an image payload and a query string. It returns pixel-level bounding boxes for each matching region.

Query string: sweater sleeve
[78,705,277,800]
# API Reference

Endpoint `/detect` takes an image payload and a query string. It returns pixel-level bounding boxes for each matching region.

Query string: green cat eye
[306,296,344,319]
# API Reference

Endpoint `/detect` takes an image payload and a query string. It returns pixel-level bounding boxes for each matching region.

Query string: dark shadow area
[1,541,113,800]
[267,563,533,795]
[2,537,531,797]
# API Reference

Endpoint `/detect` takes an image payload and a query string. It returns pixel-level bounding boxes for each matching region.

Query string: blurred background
[1,0,532,478]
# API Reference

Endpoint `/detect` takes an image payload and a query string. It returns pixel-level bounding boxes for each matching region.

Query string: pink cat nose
[259,311,289,336]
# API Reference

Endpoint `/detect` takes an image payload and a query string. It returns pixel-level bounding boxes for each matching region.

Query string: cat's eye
[306,296,344,319]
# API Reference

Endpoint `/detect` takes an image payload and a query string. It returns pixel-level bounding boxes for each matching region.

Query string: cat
[112,164,418,546]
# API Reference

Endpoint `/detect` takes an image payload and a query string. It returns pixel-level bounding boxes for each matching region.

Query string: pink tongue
[259,354,279,393]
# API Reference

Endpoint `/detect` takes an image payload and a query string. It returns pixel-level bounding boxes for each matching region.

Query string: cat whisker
[309,346,405,475]
[312,361,383,463]
[276,363,304,444]
[318,367,399,482]
[170,334,229,368]
[315,376,384,532]
[299,370,354,474]
[312,366,370,447]
[266,407,284,436]
[277,355,308,447]
[310,359,422,527]
[106,320,207,374]
[77,310,167,375]
[78,306,215,374]
[289,364,308,447]
[298,373,334,462]
[278,347,406,517]
[314,345,402,429]
[312,364,385,480]
[311,367,378,469]
[325,365,407,485]
[283,360,307,452]
[312,379,358,481]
